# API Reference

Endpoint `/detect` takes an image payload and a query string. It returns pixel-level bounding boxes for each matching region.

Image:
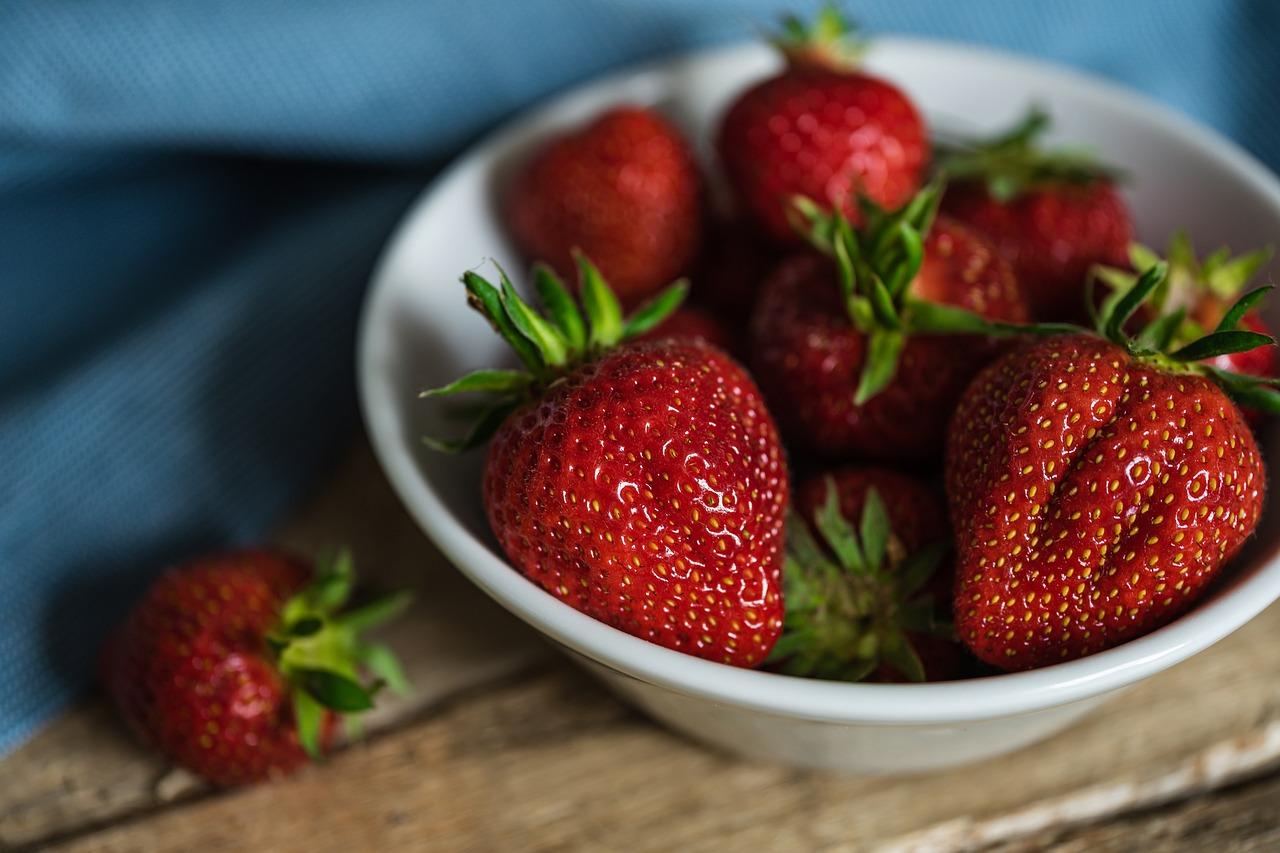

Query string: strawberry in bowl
[1094,232,1278,422]
[718,8,929,244]
[774,467,965,683]
[948,262,1277,669]
[506,106,703,308]
[423,256,789,667]
[938,107,1133,322]
[749,183,1030,463]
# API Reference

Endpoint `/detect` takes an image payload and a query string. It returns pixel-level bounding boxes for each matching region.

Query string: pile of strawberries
[430,8,1280,683]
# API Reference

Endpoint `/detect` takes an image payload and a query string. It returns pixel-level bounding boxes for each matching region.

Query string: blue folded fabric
[3,0,1278,754]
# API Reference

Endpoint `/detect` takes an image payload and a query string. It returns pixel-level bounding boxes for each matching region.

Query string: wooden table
[6,440,1280,852]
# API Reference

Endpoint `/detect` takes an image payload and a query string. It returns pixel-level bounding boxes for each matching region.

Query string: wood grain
[6,441,1280,852]
[991,772,1280,851]
[32,605,1280,853]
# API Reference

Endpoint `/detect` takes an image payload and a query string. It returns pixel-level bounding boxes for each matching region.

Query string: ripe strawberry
[506,105,703,307]
[102,550,410,786]
[939,108,1133,321]
[636,305,734,351]
[717,8,929,243]
[424,255,789,667]
[946,263,1275,670]
[773,468,958,682]
[749,184,1030,463]
[1095,234,1278,406]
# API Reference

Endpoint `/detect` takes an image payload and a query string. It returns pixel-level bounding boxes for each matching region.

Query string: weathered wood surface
[5,441,1280,852]
[992,772,1280,851]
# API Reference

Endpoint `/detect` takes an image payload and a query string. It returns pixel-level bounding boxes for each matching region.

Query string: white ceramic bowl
[358,38,1280,772]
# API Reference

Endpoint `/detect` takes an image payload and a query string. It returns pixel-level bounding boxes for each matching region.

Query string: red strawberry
[102,550,410,786]
[717,8,929,243]
[506,105,703,307]
[939,108,1133,321]
[750,185,1029,462]
[946,263,1273,670]
[1095,235,1278,418]
[773,468,959,682]
[424,256,789,667]
[636,305,734,351]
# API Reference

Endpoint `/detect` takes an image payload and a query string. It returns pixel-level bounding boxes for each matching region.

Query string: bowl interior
[359,38,1280,721]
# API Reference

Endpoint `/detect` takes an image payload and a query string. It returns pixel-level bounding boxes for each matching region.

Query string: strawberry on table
[506,105,703,307]
[717,6,929,243]
[1095,234,1278,414]
[946,262,1276,670]
[774,468,962,682]
[102,550,410,787]
[939,108,1133,322]
[423,255,789,667]
[749,183,1030,463]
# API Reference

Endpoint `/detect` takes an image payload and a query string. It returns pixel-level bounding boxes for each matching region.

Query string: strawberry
[506,105,703,307]
[946,263,1276,670]
[1095,234,1278,410]
[772,468,958,682]
[717,7,929,243]
[102,550,410,786]
[424,255,789,667]
[939,108,1133,321]
[749,184,1030,463]
[635,305,734,351]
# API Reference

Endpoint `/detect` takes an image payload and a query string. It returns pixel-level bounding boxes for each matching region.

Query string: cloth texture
[3,0,1279,753]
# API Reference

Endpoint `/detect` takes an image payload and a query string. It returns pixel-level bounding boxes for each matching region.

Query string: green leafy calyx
[422,253,688,452]
[273,549,413,760]
[1087,253,1280,415]
[792,181,1056,403]
[1094,232,1274,330]
[768,480,950,683]
[936,107,1121,202]
[771,3,866,71]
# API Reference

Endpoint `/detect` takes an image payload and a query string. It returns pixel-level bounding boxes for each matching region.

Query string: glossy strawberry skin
[947,334,1265,670]
[796,467,961,682]
[507,106,703,307]
[102,551,325,787]
[718,67,929,244]
[636,306,735,352]
[749,217,1028,462]
[942,180,1132,322]
[483,340,789,667]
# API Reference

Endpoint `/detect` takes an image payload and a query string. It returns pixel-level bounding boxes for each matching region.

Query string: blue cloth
[3,0,1279,754]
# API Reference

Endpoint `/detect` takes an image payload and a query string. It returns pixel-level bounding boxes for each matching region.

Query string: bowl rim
[358,36,1280,724]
